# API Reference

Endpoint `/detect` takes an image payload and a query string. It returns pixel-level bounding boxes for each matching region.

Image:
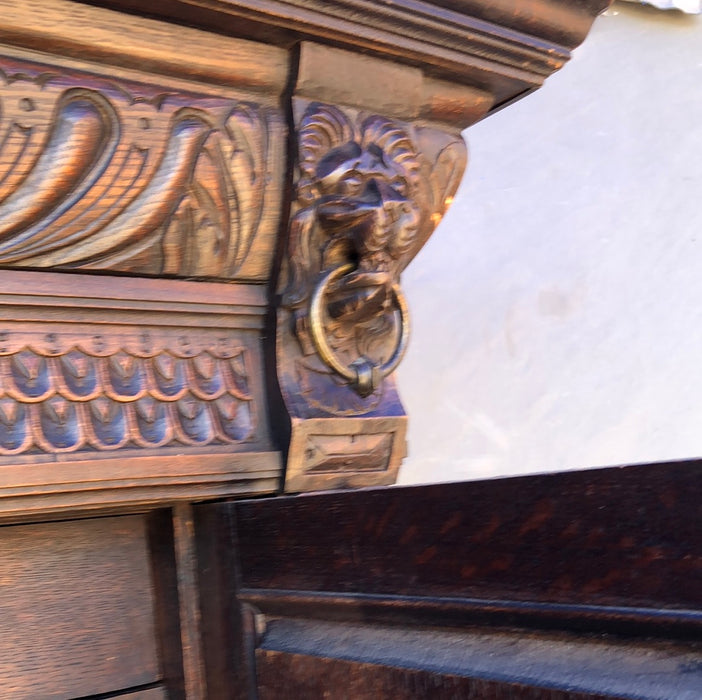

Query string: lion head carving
[283,103,424,328]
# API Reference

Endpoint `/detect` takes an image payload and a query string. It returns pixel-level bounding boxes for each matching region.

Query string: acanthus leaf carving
[0,55,281,280]
[161,103,271,278]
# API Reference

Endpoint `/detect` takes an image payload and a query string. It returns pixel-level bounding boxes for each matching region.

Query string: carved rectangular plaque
[304,433,395,473]
[286,417,407,492]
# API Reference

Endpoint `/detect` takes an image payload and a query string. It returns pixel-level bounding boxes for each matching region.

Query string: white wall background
[397,2,702,484]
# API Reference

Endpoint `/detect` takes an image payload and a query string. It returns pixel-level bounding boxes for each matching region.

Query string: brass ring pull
[309,263,410,397]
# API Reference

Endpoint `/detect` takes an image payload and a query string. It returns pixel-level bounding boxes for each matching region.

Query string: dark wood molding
[0,0,289,93]
[234,459,702,616]
[214,460,702,697]
[81,0,610,109]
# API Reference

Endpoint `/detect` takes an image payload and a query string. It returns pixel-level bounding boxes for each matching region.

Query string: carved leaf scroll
[0,57,277,279]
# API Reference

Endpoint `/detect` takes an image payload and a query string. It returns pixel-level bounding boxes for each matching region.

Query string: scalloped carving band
[0,270,272,463]
[0,345,253,455]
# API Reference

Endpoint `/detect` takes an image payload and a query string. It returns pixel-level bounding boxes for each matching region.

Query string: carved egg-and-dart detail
[0,346,254,455]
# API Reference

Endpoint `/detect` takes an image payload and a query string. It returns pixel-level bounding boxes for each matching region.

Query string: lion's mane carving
[279,101,465,412]
[283,103,423,341]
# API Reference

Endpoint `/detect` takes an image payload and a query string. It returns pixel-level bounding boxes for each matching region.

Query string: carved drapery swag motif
[0,56,280,279]
[279,101,465,413]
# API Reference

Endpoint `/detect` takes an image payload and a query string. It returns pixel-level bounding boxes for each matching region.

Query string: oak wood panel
[0,270,268,311]
[0,452,280,523]
[173,504,208,699]
[234,459,702,634]
[0,0,288,93]
[0,50,285,281]
[220,461,702,697]
[295,42,493,127]
[0,515,159,699]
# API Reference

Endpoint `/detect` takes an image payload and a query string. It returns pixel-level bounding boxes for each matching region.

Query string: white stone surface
[397,3,702,484]
[622,0,700,15]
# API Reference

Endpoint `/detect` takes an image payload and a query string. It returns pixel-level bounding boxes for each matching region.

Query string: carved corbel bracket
[277,44,492,491]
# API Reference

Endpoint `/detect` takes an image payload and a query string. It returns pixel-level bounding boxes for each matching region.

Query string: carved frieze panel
[0,25,287,513]
[0,271,279,517]
[0,49,284,280]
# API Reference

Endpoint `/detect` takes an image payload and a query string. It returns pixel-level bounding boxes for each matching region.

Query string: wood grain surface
[0,49,285,280]
[0,0,288,92]
[82,0,609,107]
[0,515,159,698]
[235,459,702,629]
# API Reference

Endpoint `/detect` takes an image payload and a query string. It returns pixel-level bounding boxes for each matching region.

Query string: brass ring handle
[308,262,410,397]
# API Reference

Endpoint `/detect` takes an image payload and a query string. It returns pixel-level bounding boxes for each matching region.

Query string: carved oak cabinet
[2,2,699,699]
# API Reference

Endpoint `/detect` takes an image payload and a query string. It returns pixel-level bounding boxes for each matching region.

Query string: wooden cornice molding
[0,0,289,93]
[82,0,610,108]
[295,43,494,129]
